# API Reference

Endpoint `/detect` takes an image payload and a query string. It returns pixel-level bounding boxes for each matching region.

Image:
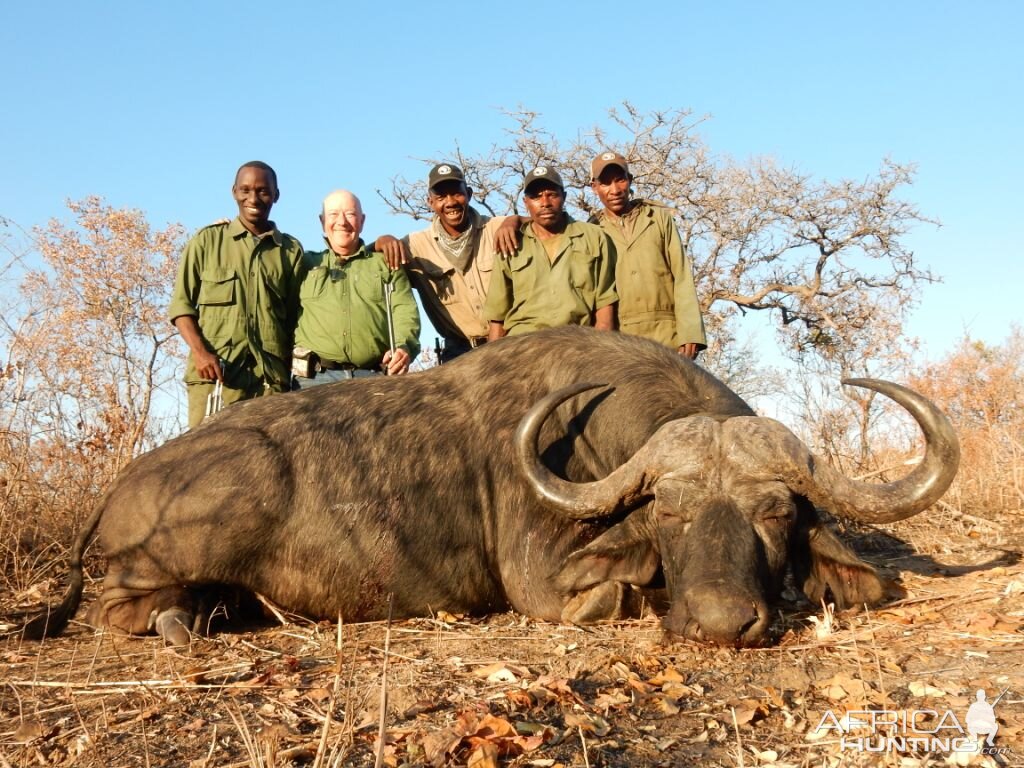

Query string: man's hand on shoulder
[494,216,525,258]
[375,235,409,270]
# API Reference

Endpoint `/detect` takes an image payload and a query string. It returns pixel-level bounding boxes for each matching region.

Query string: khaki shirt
[484,216,617,336]
[295,242,420,367]
[593,200,706,349]
[403,208,504,341]
[168,218,305,388]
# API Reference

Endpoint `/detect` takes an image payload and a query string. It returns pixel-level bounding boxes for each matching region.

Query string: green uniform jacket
[592,200,706,350]
[168,218,305,389]
[484,216,617,336]
[295,242,421,367]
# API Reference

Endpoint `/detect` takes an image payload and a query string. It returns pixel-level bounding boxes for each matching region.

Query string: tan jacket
[403,208,505,341]
[593,200,706,350]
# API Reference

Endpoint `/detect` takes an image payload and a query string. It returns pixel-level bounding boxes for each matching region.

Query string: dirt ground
[2,508,1022,768]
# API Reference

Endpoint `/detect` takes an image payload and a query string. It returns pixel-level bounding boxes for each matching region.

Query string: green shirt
[168,218,305,388]
[592,200,707,350]
[295,242,421,367]
[484,216,617,336]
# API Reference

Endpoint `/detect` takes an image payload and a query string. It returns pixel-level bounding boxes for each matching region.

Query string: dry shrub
[908,328,1024,518]
[0,199,184,591]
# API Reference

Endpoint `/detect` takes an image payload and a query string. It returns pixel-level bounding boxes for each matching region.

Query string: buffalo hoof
[561,581,625,624]
[154,608,194,647]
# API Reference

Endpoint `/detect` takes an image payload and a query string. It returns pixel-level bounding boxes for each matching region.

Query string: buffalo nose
[681,584,769,646]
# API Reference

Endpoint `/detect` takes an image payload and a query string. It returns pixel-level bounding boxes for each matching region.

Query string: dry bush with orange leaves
[908,328,1024,518]
[0,199,184,590]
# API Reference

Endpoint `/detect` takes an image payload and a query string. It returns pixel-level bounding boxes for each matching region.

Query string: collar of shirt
[592,200,646,225]
[228,217,283,246]
[522,214,581,243]
[317,238,370,265]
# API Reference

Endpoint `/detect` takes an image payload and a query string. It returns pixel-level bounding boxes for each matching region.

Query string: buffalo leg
[560,581,625,624]
[85,583,197,646]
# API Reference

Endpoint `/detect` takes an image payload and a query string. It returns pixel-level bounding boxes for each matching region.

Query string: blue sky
[2,1,1021,361]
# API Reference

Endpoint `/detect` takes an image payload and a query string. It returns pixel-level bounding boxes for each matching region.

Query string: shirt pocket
[507,251,536,296]
[353,270,385,303]
[299,266,329,300]
[198,268,236,305]
[569,252,599,293]
[418,262,458,304]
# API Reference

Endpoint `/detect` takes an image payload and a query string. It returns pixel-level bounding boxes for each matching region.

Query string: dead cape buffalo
[26,326,959,647]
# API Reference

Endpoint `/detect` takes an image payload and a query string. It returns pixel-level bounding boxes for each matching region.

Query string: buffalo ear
[791,504,887,610]
[554,516,660,594]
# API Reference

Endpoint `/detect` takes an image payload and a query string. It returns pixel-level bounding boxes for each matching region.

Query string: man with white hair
[293,190,420,387]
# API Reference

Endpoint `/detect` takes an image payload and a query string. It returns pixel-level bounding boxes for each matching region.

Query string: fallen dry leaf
[728,700,769,726]
[594,689,631,710]
[13,719,50,743]
[647,666,685,686]
[563,711,611,737]
[965,612,999,633]
[467,741,499,768]
[505,689,535,711]
[908,681,947,698]
[627,676,656,695]
[816,672,876,704]
[652,695,681,716]
[473,662,529,683]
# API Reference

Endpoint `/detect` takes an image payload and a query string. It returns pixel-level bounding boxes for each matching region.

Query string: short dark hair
[236,160,278,188]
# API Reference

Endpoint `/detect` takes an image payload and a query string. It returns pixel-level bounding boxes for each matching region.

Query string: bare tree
[0,200,184,584]
[378,103,938,388]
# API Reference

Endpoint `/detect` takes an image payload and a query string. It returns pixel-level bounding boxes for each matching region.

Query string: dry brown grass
[2,505,1021,767]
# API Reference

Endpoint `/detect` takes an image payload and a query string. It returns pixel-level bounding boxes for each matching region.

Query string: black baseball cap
[428,162,466,191]
[523,165,565,193]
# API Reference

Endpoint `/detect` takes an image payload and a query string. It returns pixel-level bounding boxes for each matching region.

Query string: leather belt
[445,336,488,350]
[316,358,376,372]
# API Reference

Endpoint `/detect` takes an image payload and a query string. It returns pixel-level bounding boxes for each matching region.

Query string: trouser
[294,368,381,389]
[186,376,283,428]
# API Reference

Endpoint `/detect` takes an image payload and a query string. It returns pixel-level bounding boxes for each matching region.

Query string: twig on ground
[141,707,152,768]
[254,593,291,627]
[730,707,745,768]
[863,605,888,701]
[312,614,343,768]
[204,724,218,768]
[373,595,394,768]
[221,744,318,768]
[578,725,591,768]
[227,706,264,768]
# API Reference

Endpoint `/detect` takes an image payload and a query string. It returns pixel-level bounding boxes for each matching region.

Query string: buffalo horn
[792,378,960,523]
[515,383,652,519]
